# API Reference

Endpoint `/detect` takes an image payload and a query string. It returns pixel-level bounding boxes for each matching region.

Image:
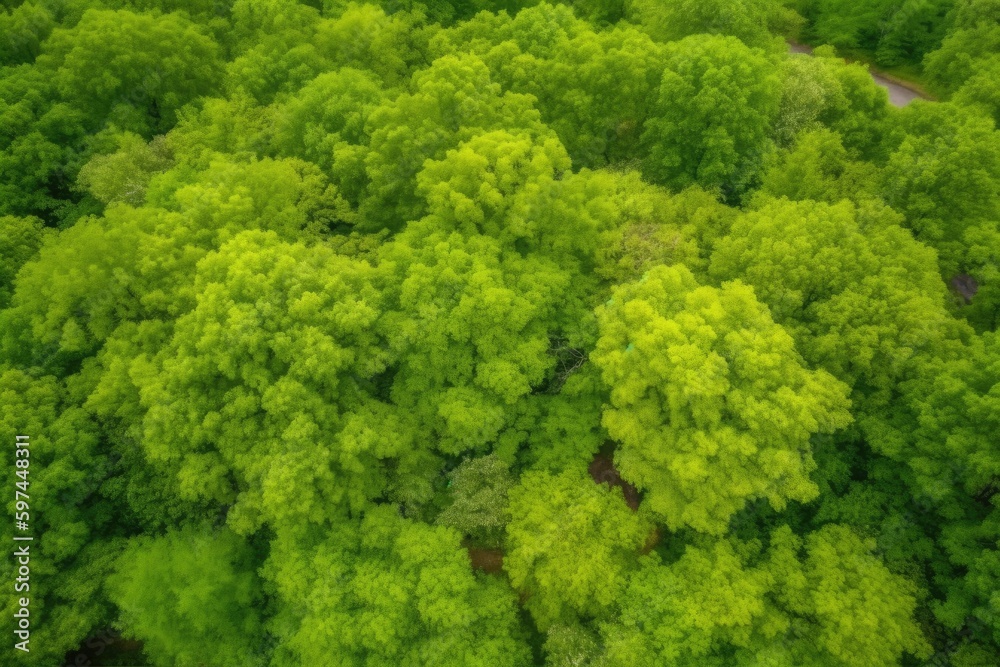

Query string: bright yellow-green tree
[593,264,851,534]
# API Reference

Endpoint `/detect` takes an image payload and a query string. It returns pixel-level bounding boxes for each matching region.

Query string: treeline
[1,0,999,665]
[794,0,1000,116]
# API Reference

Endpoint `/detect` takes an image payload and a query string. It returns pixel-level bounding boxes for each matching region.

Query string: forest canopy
[2,0,1000,665]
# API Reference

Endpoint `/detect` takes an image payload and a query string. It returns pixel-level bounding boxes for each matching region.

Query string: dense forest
[2,0,1000,665]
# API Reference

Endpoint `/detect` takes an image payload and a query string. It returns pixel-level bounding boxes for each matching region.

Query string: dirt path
[870,71,926,106]
[788,41,930,107]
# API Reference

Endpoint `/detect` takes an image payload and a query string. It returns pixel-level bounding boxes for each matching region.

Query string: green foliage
[38,9,223,132]
[0,370,121,665]
[881,102,1000,277]
[924,12,1000,94]
[602,538,775,666]
[437,454,514,546]
[360,53,550,229]
[0,214,47,308]
[108,527,265,667]
[593,178,712,284]
[593,264,851,534]
[134,229,390,529]
[773,53,891,157]
[377,217,561,456]
[271,67,386,176]
[868,332,1000,501]
[0,1,54,65]
[709,197,962,395]
[758,128,878,202]
[629,0,801,49]
[3,0,1000,662]
[952,56,1000,123]
[543,622,602,666]
[642,34,783,197]
[603,525,931,666]
[770,524,931,665]
[505,468,650,629]
[76,133,174,207]
[1,156,336,369]
[265,506,531,666]
[802,0,953,66]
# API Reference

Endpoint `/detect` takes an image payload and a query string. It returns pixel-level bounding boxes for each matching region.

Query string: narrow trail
[788,41,930,107]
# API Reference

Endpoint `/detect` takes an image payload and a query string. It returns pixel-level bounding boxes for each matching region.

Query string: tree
[601,538,776,666]
[37,9,223,133]
[0,370,121,666]
[1,156,340,369]
[543,622,603,667]
[132,229,392,532]
[766,524,931,665]
[642,34,782,198]
[628,0,800,49]
[436,454,514,547]
[880,102,1000,278]
[0,7,223,222]
[264,506,531,666]
[709,197,966,397]
[953,56,1000,125]
[505,468,651,629]
[934,505,1000,649]
[803,0,951,66]
[601,525,930,666]
[359,53,550,230]
[0,65,86,220]
[372,129,619,468]
[593,176,713,285]
[270,67,386,176]
[76,133,174,207]
[866,332,1000,504]
[874,0,954,66]
[0,1,54,66]
[924,19,1000,95]
[226,36,331,106]
[376,220,564,458]
[313,2,436,86]
[3,0,999,661]
[433,4,668,168]
[108,527,265,667]
[772,50,893,157]
[0,214,47,308]
[413,128,627,268]
[757,129,878,203]
[593,264,851,534]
